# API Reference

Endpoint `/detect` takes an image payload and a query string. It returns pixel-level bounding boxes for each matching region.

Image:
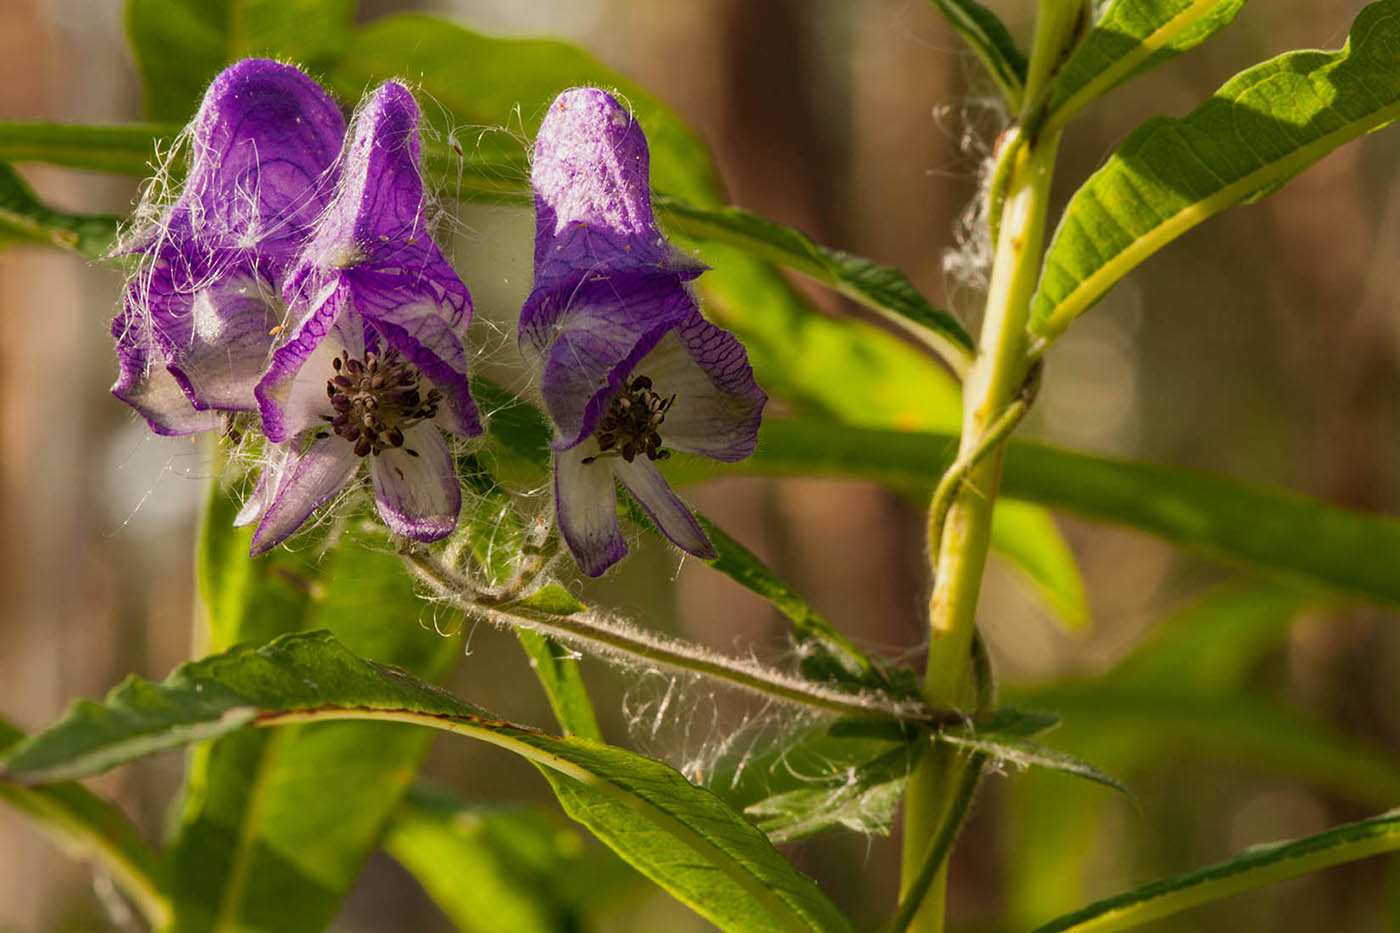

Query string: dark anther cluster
[323,347,441,457]
[593,375,675,463]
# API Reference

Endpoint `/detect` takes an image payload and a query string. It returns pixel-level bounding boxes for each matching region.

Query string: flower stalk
[403,548,958,726]
[898,1,1080,925]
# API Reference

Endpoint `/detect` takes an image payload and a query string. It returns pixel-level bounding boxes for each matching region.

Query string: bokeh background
[2,0,1399,929]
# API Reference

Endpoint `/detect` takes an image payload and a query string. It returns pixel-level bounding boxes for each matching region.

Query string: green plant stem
[404,549,956,725]
[898,122,1064,933]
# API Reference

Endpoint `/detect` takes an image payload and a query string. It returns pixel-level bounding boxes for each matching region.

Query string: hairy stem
[404,549,958,726]
[898,21,1069,920]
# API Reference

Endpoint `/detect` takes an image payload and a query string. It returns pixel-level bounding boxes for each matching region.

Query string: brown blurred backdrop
[1,0,1398,930]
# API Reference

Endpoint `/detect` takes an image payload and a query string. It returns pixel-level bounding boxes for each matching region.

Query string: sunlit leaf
[0,162,118,258]
[385,785,636,933]
[1045,0,1246,131]
[991,498,1089,630]
[3,631,851,933]
[928,0,1028,107]
[0,719,169,929]
[1032,809,1400,932]
[1032,0,1400,339]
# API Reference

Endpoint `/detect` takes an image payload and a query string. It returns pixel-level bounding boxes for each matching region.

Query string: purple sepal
[113,59,345,424]
[371,424,461,541]
[275,80,479,440]
[530,87,703,293]
[554,442,626,577]
[110,307,222,436]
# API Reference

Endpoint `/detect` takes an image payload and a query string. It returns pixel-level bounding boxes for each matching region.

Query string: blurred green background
[0,0,1397,930]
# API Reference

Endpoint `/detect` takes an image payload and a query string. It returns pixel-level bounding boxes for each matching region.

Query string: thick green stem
[897,118,1063,933]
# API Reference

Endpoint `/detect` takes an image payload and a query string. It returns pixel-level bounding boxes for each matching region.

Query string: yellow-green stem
[898,127,1062,933]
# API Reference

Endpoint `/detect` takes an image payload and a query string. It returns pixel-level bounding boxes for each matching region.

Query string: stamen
[592,373,675,464]
[322,346,441,457]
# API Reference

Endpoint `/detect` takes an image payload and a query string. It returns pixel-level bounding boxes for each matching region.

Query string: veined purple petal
[250,435,360,556]
[370,423,460,541]
[613,456,715,561]
[182,58,346,265]
[554,442,626,577]
[256,280,362,442]
[115,60,345,425]
[110,307,222,436]
[635,310,765,461]
[525,274,694,448]
[531,88,703,286]
[279,80,480,438]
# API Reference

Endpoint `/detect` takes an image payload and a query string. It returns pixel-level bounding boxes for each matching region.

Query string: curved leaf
[385,786,636,933]
[0,719,169,929]
[1032,0,1400,339]
[929,0,1028,107]
[1032,809,1400,932]
[2,631,852,933]
[990,498,1089,630]
[0,162,119,257]
[1046,0,1247,131]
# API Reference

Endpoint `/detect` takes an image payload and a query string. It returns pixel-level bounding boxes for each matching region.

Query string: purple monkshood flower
[520,88,766,577]
[244,80,480,556]
[112,59,346,435]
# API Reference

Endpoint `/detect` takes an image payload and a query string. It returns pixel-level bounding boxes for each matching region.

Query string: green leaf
[1032,808,1400,933]
[654,197,973,370]
[1032,0,1400,339]
[170,486,460,932]
[516,630,602,741]
[1046,0,1247,132]
[4,631,851,933]
[929,0,1028,107]
[744,744,919,843]
[936,728,1130,798]
[385,786,636,933]
[991,498,1089,630]
[0,718,170,929]
[126,0,358,121]
[694,419,1400,610]
[0,162,119,257]
[0,121,173,174]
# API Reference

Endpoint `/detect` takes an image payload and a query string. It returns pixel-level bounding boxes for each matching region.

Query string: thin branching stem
[404,549,961,727]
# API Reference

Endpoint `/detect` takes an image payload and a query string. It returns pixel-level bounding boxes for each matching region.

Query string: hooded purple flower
[246,81,480,556]
[521,88,766,577]
[111,59,346,435]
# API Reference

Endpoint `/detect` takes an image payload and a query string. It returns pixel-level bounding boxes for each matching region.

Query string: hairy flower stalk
[520,88,766,576]
[245,81,480,554]
[404,548,956,725]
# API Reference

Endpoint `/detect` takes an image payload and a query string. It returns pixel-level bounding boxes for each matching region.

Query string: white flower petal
[370,423,460,541]
[554,439,626,576]
[250,436,360,555]
[613,455,714,560]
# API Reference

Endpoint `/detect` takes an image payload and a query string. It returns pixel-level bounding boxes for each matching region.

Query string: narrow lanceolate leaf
[0,719,170,929]
[3,632,851,933]
[0,121,174,175]
[385,786,637,933]
[1032,0,1400,340]
[656,197,974,372]
[126,0,358,121]
[685,418,1400,610]
[1045,0,1247,132]
[1033,809,1400,933]
[929,0,1028,107]
[0,162,119,257]
[936,728,1130,798]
